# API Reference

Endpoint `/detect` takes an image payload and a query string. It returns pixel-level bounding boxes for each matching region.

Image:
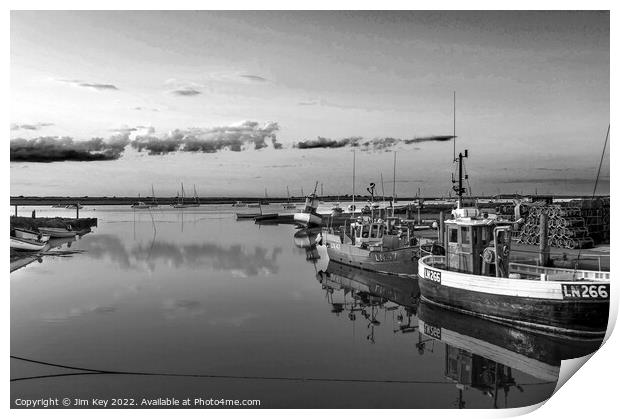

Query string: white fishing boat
[232,201,247,207]
[293,185,322,227]
[13,227,50,242]
[417,150,610,337]
[10,236,47,251]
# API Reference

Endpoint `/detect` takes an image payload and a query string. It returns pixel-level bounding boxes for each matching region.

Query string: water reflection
[312,257,602,408]
[10,235,85,273]
[79,234,282,276]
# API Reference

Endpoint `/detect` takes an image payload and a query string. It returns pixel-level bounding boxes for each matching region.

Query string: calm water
[10,205,601,408]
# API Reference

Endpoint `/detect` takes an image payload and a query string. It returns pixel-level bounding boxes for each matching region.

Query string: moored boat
[13,227,50,242]
[37,227,77,238]
[10,236,47,251]
[318,216,438,275]
[417,150,610,337]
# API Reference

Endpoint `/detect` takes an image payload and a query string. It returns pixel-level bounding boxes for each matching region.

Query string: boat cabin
[303,194,320,213]
[444,208,512,277]
[346,217,412,249]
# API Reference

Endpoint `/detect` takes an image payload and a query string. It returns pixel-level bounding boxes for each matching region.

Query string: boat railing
[509,262,609,281]
[419,255,446,269]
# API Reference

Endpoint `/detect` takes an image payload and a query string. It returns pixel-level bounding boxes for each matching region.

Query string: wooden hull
[10,237,46,251]
[37,227,76,238]
[418,256,610,336]
[325,242,417,275]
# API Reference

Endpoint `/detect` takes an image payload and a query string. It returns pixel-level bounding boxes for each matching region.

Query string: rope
[10,355,554,386]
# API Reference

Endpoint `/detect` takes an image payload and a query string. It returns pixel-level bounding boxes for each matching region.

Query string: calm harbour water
[10,205,600,408]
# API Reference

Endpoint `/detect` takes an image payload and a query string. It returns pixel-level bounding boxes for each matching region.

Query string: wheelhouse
[443,208,512,277]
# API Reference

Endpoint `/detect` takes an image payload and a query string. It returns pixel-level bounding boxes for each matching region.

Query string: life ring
[482,248,494,264]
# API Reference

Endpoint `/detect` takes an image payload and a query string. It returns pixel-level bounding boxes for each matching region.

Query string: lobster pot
[515,199,608,249]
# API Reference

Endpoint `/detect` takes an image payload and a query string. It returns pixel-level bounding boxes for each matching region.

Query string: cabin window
[461,226,470,244]
[378,225,384,238]
[371,224,379,238]
[472,228,478,244]
[362,225,370,238]
[449,227,458,243]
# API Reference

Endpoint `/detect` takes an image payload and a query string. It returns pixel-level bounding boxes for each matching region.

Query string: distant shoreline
[9,194,608,206]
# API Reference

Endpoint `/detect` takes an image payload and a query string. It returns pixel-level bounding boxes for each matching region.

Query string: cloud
[133,106,160,112]
[59,79,119,91]
[296,136,363,149]
[239,74,268,82]
[10,135,130,162]
[11,122,54,131]
[131,121,281,155]
[403,135,456,144]
[294,135,455,150]
[297,100,320,106]
[171,87,202,96]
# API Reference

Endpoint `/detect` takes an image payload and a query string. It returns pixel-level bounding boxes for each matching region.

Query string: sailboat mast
[181,183,184,204]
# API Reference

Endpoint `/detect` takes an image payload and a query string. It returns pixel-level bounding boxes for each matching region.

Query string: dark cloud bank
[295,135,455,150]
[10,120,452,162]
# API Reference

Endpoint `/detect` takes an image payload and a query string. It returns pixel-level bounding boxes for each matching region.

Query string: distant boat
[38,227,76,238]
[65,203,84,209]
[232,201,247,207]
[131,201,153,209]
[247,202,261,208]
[235,212,261,220]
[282,186,296,209]
[172,183,199,208]
[10,236,47,251]
[13,227,50,242]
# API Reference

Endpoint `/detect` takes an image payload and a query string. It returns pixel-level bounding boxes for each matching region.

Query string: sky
[10,10,610,197]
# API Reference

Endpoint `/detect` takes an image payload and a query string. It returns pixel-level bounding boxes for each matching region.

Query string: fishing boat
[417,150,610,337]
[37,226,77,238]
[13,227,50,242]
[318,215,436,275]
[10,236,47,251]
[293,182,323,227]
[232,201,247,207]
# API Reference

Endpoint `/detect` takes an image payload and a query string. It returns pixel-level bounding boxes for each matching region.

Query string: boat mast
[352,150,356,216]
[151,184,156,205]
[194,184,198,204]
[181,183,184,204]
[392,151,397,216]
[452,150,468,209]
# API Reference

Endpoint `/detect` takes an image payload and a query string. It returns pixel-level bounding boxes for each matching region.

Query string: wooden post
[76,203,79,219]
[539,213,550,267]
[14,205,17,217]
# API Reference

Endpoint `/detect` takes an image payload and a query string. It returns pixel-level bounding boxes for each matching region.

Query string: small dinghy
[10,236,47,251]
[13,227,50,242]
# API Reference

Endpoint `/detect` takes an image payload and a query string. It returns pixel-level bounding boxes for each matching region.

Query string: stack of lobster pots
[515,198,609,250]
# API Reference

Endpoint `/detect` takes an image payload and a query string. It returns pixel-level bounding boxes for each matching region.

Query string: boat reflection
[417,301,604,408]
[316,261,420,344]
[311,258,602,407]
[10,233,87,273]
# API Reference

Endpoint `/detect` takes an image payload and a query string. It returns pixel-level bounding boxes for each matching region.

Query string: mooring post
[14,205,17,217]
[76,203,79,219]
[539,213,550,267]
